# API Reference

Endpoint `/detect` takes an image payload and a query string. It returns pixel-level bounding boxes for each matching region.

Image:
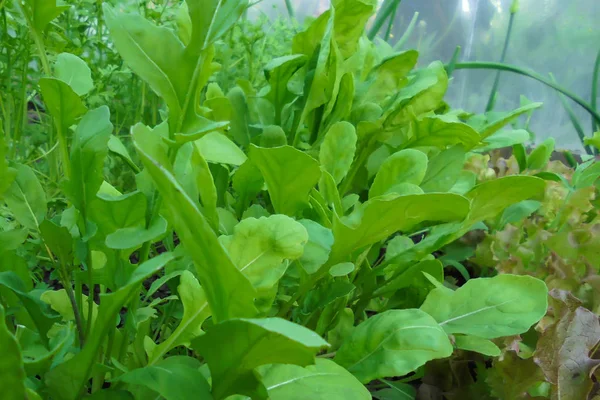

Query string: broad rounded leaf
[319,121,357,184]
[454,335,501,357]
[249,145,321,216]
[54,53,93,96]
[334,309,452,383]
[465,176,545,223]
[257,359,370,399]
[298,219,334,274]
[117,356,212,400]
[4,164,47,230]
[0,305,27,399]
[220,215,308,289]
[195,131,247,165]
[369,149,428,198]
[420,274,548,339]
[330,193,470,263]
[192,318,329,399]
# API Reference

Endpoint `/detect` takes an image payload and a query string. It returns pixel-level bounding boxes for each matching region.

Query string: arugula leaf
[334,309,452,383]
[192,318,329,399]
[420,274,548,338]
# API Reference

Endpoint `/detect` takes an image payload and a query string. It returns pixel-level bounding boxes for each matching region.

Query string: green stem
[283,0,295,20]
[65,282,85,347]
[592,48,600,132]
[549,73,593,155]
[54,117,72,179]
[450,62,600,126]
[368,0,401,40]
[383,5,396,42]
[393,12,419,51]
[485,9,517,112]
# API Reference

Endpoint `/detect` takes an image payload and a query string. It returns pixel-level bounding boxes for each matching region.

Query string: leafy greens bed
[2,0,598,399]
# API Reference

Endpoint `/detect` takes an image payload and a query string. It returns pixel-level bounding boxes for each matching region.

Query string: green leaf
[64,106,113,214]
[369,149,428,198]
[39,77,87,130]
[385,61,448,127]
[527,137,555,170]
[105,216,168,250]
[220,215,308,290]
[329,262,355,277]
[54,53,93,96]
[90,191,147,242]
[3,163,47,230]
[148,271,210,364]
[319,121,357,184]
[334,309,453,383]
[358,50,418,105]
[583,130,600,151]
[332,0,376,58]
[259,125,288,148]
[232,159,264,216]
[264,55,307,125]
[0,132,16,198]
[195,131,247,165]
[372,380,416,400]
[133,128,257,322]
[478,129,530,152]
[420,145,465,193]
[465,176,545,223]
[103,4,183,110]
[297,219,334,274]
[498,200,541,229]
[408,115,480,150]
[330,193,470,263]
[375,259,443,299]
[226,87,253,146]
[108,135,138,172]
[39,219,73,267]
[454,335,501,357]
[0,229,28,254]
[23,0,69,33]
[249,145,321,217]
[0,305,27,400]
[103,4,215,135]
[0,272,59,346]
[185,0,249,54]
[420,274,548,339]
[45,253,175,400]
[192,318,329,399]
[257,358,371,399]
[117,356,212,400]
[478,103,542,139]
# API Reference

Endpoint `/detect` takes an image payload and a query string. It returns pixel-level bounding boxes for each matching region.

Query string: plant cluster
[0,0,599,399]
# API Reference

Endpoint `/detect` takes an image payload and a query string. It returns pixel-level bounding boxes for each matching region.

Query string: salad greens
[3,0,598,399]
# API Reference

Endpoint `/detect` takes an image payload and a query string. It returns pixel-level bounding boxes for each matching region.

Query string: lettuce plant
[0,0,556,399]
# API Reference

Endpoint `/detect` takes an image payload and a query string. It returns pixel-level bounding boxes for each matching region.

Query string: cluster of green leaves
[453,145,600,399]
[0,0,572,399]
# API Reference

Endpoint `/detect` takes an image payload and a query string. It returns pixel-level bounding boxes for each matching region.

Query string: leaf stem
[485,8,516,112]
[592,48,600,132]
[449,62,600,126]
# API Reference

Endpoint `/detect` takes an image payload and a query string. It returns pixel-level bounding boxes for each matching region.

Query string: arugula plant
[0,0,555,399]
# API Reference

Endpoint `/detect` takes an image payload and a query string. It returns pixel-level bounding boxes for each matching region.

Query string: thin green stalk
[592,48,600,132]
[446,46,461,78]
[393,11,419,51]
[485,6,517,112]
[368,0,401,40]
[450,62,600,126]
[283,0,295,20]
[549,73,593,155]
[383,5,397,42]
